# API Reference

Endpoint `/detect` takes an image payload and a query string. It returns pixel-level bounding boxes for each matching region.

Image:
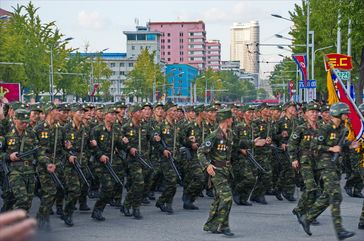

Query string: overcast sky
[2,0,301,78]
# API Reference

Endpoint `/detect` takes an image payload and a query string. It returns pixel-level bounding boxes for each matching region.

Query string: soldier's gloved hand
[122,137,129,144]
[90,140,97,147]
[129,148,137,156]
[64,140,73,150]
[163,150,171,158]
[47,163,56,173]
[350,141,359,149]
[281,144,288,151]
[68,156,77,164]
[9,152,20,162]
[281,131,289,138]
[329,145,342,153]
[191,143,199,150]
[100,155,109,164]
[292,160,300,169]
[207,164,216,177]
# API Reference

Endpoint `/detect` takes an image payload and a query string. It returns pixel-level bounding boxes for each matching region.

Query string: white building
[230,21,259,77]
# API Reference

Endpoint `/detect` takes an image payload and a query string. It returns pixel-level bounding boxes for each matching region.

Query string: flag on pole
[292,54,308,86]
[327,64,364,141]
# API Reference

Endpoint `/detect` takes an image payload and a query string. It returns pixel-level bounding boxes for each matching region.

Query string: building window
[161,39,165,43]
[167,39,171,43]
[179,39,183,43]
[179,32,183,36]
[128,63,133,67]
[120,71,125,75]
[167,52,170,55]
[140,46,143,50]
[161,45,165,49]
[110,63,115,67]
[167,58,171,61]
[167,45,171,49]
[179,51,183,55]
[127,34,137,40]
[137,34,146,40]
[131,46,135,50]
[146,34,156,41]
[180,45,183,49]
[167,33,171,37]
[119,63,125,67]
[162,52,165,55]
[112,71,116,75]
[180,57,183,61]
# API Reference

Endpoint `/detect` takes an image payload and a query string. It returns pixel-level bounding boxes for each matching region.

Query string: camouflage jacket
[154,119,180,158]
[273,116,300,146]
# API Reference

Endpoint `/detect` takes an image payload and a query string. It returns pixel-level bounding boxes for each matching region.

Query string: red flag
[330,69,364,140]
[0,83,21,103]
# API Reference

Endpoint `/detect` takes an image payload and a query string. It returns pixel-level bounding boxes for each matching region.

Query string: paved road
[22,182,364,241]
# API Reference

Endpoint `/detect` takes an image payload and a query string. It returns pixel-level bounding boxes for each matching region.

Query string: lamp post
[271,14,292,22]
[49,37,73,102]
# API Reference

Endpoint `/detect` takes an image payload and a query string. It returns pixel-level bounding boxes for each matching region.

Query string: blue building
[166,64,198,103]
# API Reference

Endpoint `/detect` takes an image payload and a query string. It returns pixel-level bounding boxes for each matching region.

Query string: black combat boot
[240,199,252,206]
[165,203,174,215]
[62,214,74,227]
[56,206,64,216]
[132,208,143,220]
[122,205,132,217]
[352,191,364,198]
[91,209,105,221]
[275,191,283,201]
[142,197,150,205]
[206,189,214,198]
[148,191,156,200]
[292,208,301,222]
[311,219,320,226]
[183,195,198,210]
[232,192,241,205]
[337,230,355,240]
[155,200,166,212]
[221,228,234,236]
[49,208,54,215]
[79,202,91,211]
[282,192,296,202]
[344,186,353,197]
[256,195,268,205]
[298,215,312,236]
[358,222,364,229]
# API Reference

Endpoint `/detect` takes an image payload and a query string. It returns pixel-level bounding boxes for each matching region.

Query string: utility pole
[347,19,352,92]
[305,0,310,102]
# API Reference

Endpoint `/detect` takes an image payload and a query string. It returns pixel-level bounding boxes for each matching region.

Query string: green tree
[124,48,164,101]
[269,57,296,98]
[194,68,222,102]
[219,70,257,102]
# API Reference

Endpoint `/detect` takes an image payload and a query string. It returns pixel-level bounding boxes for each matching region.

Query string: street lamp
[49,37,73,102]
[312,45,334,81]
[271,14,292,22]
[275,34,293,41]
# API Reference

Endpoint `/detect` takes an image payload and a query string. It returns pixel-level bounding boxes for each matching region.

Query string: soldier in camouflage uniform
[5,109,45,211]
[90,106,129,221]
[33,104,64,230]
[249,103,273,204]
[198,108,234,236]
[60,104,91,226]
[120,104,153,219]
[154,102,180,214]
[356,103,364,230]
[179,105,205,210]
[299,102,358,240]
[289,102,321,225]
[273,101,299,201]
[231,104,259,206]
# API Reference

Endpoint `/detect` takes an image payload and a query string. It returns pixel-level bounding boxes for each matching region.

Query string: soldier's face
[154,106,164,117]
[105,112,116,123]
[167,107,177,119]
[73,110,84,122]
[207,111,217,121]
[306,110,319,122]
[30,111,39,123]
[244,110,253,122]
[287,106,297,116]
[39,112,46,121]
[83,110,91,121]
[341,114,349,121]
[96,110,103,119]
[321,111,331,122]
[14,119,28,131]
[117,108,126,117]
[142,107,152,119]
[187,111,196,119]
[272,110,281,119]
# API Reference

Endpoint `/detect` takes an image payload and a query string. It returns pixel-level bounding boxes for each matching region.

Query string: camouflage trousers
[232,157,256,202]
[182,156,205,200]
[112,162,125,204]
[78,166,90,206]
[277,152,296,196]
[306,167,344,233]
[93,164,115,212]
[156,157,177,205]
[124,160,144,209]
[359,165,364,224]
[8,172,35,211]
[252,154,272,198]
[294,162,321,215]
[63,165,81,216]
[203,166,233,232]
[37,167,57,218]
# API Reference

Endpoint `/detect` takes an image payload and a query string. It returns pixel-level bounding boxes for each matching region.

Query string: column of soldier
[0,99,363,240]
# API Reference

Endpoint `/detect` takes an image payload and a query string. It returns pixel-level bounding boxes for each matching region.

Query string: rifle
[2,155,11,191]
[331,128,348,163]
[160,138,182,183]
[49,171,64,191]
[85,164,95,181]
[16,147,39,159]
[245,150,267,173]
[180,147,192,161]
[271,144,290,163]
[105,161,124,187]
[70,151,90,188]
[135,152,154,170]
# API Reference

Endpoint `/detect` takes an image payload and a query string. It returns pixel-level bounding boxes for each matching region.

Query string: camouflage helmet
[330,102,350,117]
[358,103,364,114]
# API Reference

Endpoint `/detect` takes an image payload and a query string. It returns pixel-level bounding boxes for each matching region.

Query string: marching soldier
[198,108,234,236]
[90,106,129,221]
[299,102,358,240]
[356,103,364,230]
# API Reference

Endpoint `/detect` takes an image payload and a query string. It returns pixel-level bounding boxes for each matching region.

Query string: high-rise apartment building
[206,40,221,70]
[148,21,208,70]
[230,21,259,74]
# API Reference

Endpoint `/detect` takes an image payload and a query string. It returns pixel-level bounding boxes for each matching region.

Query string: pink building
[206,40,221,70]
[148,21,207,70]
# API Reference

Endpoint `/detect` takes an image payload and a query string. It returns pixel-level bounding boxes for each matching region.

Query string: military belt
[212,160,231,168]
[10,161,31,167]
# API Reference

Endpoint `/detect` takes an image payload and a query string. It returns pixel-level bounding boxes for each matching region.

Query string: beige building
[230,21,259,74]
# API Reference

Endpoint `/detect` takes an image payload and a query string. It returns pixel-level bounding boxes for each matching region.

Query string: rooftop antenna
[134,18,139,26]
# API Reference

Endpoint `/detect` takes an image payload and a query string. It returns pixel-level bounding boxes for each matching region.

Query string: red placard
[325,53,352,71]
[0,83,21,103]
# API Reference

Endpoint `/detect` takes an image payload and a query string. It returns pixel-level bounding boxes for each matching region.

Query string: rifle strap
[110,126,114,164]
[20,135,25,153]
[138,126,141,152]
[52,125,58,164]
[173,124,177,158]
[79,128,85,165]
[251,125,255,156]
